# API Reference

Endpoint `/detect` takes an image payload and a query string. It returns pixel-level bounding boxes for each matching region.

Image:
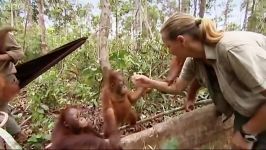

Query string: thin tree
[37,0,48,54]
[247,0,256,31]
[242,0,250,30]
[133,0,142,51]
[223,0,233,30]
[98,0,111,70]
[181,0,190,13]
[198,0,206,18]
[193,0,197,17]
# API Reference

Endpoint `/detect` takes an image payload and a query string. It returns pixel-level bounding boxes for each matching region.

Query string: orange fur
[101,68,147,138]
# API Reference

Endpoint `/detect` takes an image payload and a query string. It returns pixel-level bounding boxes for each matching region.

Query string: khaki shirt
[0,33,24,75]
[180,31,266,117]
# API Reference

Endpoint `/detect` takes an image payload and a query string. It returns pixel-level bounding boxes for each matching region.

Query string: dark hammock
[15,37,87,88]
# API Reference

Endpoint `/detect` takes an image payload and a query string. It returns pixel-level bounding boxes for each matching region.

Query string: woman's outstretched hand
[131,74,152,88]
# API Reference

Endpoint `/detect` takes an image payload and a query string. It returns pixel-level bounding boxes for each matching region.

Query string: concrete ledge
[121,104,233,149]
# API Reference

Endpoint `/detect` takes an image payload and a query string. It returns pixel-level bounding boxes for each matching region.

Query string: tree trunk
[181,0,190,13]
[142,1,153,39]
[168,0,178,15]
[193,0,197,17]
[133,0,142,51]
[247,0,256,31]
[115,5,118,38]
[178,0,181,12]
[242,0,250,30]
[64,0,68,36]
[251,0,256,14]
[23,0,33,51]
[213,0,219,28]
[10,0,14,27]
[27,0,33,28]
[98,0,111,70]
[223,0,231,30]
[37,0,48,54]
[264,12,266,23]
[131,9,134,41]
[10,0,17,27]
[198,0,206,18]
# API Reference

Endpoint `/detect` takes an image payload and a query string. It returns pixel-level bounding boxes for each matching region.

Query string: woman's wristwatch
[239,126,258,143]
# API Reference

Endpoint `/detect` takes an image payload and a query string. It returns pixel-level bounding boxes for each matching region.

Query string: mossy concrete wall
[121,104,233,149]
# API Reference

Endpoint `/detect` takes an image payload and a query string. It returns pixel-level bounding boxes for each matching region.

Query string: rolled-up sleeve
[5,33,24,62]
[179,57,196,82]
[227,44,266,94]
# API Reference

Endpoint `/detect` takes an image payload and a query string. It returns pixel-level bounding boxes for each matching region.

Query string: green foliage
[247,0,266,34]
[32,1,39,23]
[92,15,100,28]
[111,0,132,16]
[161,138,179,149]
[27,133,50,149]
[15,26,42,61]
[227,23,241,31]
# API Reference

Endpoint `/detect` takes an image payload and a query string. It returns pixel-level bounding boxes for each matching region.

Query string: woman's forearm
[243,103,266,135]
[148,78,187,95]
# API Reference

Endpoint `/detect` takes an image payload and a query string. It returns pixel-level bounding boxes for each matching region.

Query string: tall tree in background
[23,0,33,51]
[263,12,266,23]
[242,0,250,30]
[193,0,198,17]
[10,0,14,27]
[133,0,142,51]
[198,0,206,18]
[223,0,233,30]
[37,0,48,54]
[64,0,67,35]
[111,0,119,37]
[204,0,222,27]
[110,0,133,39]
[98,0,111,70]
[178,0,181,12]
[143,0,153,39]
[159,0,179,23]
[26,0,33,28]
[167,0,178,16]
[115,0,119,37]
[247,0,256,31]
[181,0,190,13]
[247,0,265,33]
[141,1,161,40]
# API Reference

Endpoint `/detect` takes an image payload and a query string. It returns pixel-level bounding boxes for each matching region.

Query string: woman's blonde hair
[160,13,223,45]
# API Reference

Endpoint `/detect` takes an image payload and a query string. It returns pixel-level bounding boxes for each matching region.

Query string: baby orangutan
[101,67,148,138]
[49,105,122,150]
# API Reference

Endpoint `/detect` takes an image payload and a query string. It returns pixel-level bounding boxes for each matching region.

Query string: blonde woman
[132,13,266,149]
